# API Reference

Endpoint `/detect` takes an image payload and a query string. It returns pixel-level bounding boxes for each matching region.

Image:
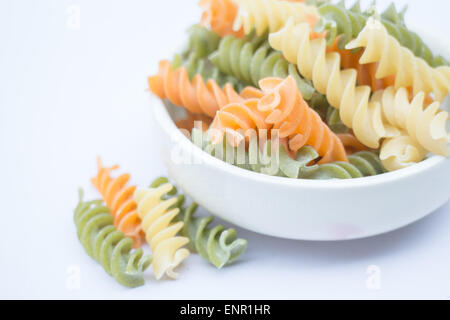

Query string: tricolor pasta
[193,128,385,179]
[209,32,316,99]
[72,0,450,288]
[148,0,450,173]
[269,19,394,149]
[150,177,248,268]
[315,1,449,67]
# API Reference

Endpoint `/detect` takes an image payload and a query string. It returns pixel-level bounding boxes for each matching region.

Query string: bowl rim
[151,95,448,190]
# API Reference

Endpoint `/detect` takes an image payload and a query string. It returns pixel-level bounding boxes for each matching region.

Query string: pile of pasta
[149,0,450,177]
[74,158,247,287]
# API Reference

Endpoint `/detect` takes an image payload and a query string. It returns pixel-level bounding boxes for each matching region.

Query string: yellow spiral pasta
[134,184,190,280]
[380,135,427,172]
[269,18,399,149]
[233,0,319,36]
[372,87,450,156]
[346,18,450,102]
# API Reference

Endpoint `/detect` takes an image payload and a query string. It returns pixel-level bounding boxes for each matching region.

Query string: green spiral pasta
[182,24,221,59]
[74,189,152,288]
[173,52,245,90]
[208,33,316,100]
[192,128,385,180]
[297,148,386,179]
[173,25,246,90]
[150,177,247,269]
[314,1,448,67]
[252,141,385,179]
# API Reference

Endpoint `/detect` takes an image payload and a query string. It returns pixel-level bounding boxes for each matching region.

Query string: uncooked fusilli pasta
[209,33,316,99]
[193,128,384,179]
[315,1,448,67]
[233,0,319,36]
[150,177,248,269]
[91,158,144,247]
[380,134,427,172]
[134,184,190,280]
[372,87,450,156]
[200,0,244,38]
[212,77,348,164]
[74,189,152,287]
[269,19,399,148]
[346,18,450,102]
[183,24,221,59]
[149,60,243,117]
[173,25,244,90]
[146,0,450,175]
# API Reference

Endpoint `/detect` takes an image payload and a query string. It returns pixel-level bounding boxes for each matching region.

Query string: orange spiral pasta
[199,0,244,38]
[149,60,243,118]
[213,76,348,164]
[327,41,395,92]
[91,158,144,248]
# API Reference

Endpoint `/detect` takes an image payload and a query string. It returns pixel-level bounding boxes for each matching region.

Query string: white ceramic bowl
[150,27,450,241]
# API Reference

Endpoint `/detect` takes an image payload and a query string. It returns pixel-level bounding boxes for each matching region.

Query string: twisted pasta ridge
[346,18,450,102]
[248,139,383,179]
[269,19,397,148]
[173,52,245,92]
[213,77,348,164]
[150,177,248,269]
[371,87,450,156]
[183,24,221,59]
[380,134,427,172]
[334,44,396,92]
[200,0,244,38]
[258,77,348,162]
[193,128,384,179]
[91,158,144,248]
[148,60,243,117]
[134,184,190,280]
[303,150,386,179]
[74,189,152,288]
[233,0,319,36]
[315,1,448,67]
[171,25,246,91]
[208,33,316,99]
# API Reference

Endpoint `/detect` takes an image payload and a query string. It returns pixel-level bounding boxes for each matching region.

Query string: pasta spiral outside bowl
[149,24,450,241]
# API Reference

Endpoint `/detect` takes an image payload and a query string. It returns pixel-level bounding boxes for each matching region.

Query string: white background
[1,0,450,299]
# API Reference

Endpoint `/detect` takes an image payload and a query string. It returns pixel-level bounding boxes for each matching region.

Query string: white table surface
[1,0,450,300]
